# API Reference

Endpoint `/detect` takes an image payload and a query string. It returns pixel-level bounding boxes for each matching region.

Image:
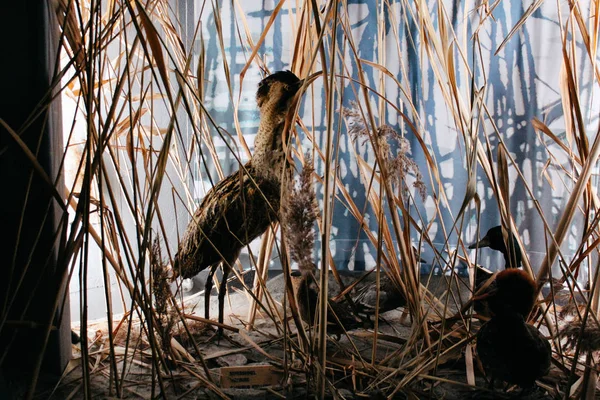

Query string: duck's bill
[468,235,492,249]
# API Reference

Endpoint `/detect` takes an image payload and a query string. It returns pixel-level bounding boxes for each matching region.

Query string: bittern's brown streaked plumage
[173,70,311,335]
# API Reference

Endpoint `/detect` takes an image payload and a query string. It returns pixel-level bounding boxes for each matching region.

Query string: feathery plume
[342,101,426,200]
[283,154,318,273]
[151,237,176,352]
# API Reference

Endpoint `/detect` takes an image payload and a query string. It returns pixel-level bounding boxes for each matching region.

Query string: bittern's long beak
[468,234,491,249]
[283,71,322,146]
[296,71,322,94]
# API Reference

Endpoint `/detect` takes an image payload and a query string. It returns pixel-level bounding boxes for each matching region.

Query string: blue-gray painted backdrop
[177,0,599,277]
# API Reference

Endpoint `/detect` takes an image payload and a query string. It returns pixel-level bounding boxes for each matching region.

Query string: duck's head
[468,225,522,269]
[484,269,536,317]
[291,269,318,292]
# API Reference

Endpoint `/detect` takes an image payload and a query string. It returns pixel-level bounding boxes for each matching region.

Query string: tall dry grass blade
[134,0,171,97]
[535,90,600,290]
[494,0,544,55]
[246,231,276,330]
[299,1,340,397]
[238,0,287,80]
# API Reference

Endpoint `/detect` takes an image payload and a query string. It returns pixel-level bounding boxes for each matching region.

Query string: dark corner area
[0,3,70,398]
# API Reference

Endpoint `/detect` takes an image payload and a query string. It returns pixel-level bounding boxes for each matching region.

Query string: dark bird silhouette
[469,225,522,272]
[174,71,306,334]
[468,225,522,316]
[292,270,365,339]
[476,269,551,391]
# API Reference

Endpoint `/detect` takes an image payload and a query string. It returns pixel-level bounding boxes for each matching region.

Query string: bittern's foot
[202,326,241,347]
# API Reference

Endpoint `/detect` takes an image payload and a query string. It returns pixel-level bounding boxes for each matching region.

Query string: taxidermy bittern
[173,70,310,335]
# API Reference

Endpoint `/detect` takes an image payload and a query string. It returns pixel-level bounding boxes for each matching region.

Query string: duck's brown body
[294,272,364,338]
[476,269,552,390]
[469,226,522,317]
[346,247,426,315]
[352,273,406,314]
[477,313,551,388]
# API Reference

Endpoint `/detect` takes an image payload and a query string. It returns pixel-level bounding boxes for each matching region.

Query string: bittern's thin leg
[216,250,240,335]
[217,263,231,335]
[205,265,217,320]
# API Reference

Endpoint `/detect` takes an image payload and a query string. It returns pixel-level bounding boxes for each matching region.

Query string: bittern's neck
[251,110,289,180]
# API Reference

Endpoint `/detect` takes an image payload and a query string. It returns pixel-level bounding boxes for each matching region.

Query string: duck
[344,247,426,316]
[350,273,407,315]
[468,225,522,316]
[476,269,552,391]
[469,225,586,319]
[292,270,366,339]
